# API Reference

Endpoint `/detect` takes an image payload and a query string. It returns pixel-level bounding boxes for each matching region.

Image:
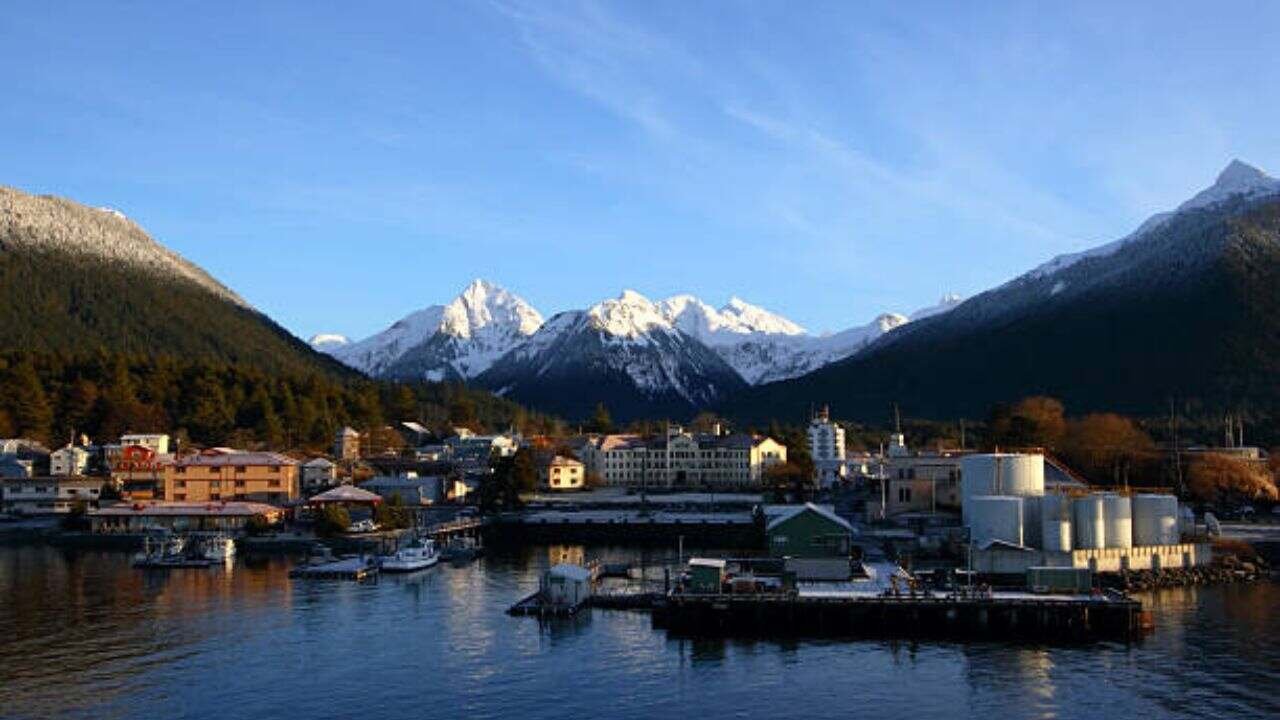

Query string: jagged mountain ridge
[317,282,960,389]
[725,160,1280,423]
[326,279,543,381]
[476,291,749,421]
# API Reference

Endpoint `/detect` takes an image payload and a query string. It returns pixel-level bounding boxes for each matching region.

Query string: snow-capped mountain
[0,186,247,306]
[730,159,1280,422]
[658,293,951,384]
[1026,159,1280,281]
[477,290,747,420]
[321,279,543,380]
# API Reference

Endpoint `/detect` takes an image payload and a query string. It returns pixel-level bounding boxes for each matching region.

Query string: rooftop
[91,501,281,517]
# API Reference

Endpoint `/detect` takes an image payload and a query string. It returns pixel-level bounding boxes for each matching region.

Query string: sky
[3,1,1280,340]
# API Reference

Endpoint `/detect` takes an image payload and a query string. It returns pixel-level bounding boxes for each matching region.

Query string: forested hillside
[0,351,560,449]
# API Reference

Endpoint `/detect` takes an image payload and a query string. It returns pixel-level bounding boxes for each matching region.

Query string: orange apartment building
[162,449,299,505]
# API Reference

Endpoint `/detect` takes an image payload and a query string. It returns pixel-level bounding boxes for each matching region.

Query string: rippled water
[1,543,1277,720]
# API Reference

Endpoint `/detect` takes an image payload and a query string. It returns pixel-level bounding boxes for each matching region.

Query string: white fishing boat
[133,530,209,568]
[378,536,439,573]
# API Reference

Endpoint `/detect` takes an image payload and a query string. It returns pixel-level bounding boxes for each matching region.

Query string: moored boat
[378,536,440,573]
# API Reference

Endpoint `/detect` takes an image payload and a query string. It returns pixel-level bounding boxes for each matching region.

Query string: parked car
[347,519,379,534]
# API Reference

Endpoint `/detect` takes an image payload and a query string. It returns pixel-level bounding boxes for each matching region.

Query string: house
[334,427,360,460]
[538,455,584,491]
[88,501,284,533]
[1,477,103,515]
[0,456,35,479]
[163,449,299,504]
[446,433,519,468]
[361,474,444,505]
[120,433,170,455]
[50,445,91,477]
[301,458,338,490]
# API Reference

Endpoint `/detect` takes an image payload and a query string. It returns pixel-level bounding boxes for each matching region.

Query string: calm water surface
[1,544,1277,720]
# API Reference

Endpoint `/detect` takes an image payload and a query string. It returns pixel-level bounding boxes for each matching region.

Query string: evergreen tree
[5,359,53,442]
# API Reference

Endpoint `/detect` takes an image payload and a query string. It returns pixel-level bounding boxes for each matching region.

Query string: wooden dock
[289,557,379,581]
[652,590,1145,641]
[507,590,589,617]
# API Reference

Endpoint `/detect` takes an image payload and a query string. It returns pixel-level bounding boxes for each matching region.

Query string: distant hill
[0,186,349,377]
[724,161,1280,425]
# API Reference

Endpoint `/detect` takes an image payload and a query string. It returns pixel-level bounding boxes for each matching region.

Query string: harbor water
[0,543,1277,720]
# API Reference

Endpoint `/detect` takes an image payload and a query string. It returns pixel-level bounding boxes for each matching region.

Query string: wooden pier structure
[651,590,1145,641]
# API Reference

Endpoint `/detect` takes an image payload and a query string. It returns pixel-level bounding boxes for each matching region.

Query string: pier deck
[653,589,1144,641]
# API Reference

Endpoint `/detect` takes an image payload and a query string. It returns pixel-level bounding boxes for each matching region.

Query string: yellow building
[163,449,299,505]
[539,455,585,491]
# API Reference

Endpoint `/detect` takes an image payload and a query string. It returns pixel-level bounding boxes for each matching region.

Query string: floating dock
[289,557,379,581]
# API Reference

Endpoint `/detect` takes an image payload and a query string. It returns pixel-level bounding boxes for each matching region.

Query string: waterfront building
[1,477,103,515]
[110,445,172,500]
[807,406,847,487]
[49,444,91,477]
[163,449,299,505]
[580,426,787,490]
[766,503,854,559]
[538,455,585,491]
[301,457,338,490]
[334,427,360,460]
[766,503,856,581]
[88,501,284,533]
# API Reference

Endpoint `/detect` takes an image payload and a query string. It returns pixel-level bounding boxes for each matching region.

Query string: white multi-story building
[50,445,91,477]
[1,477,102,515]
[807,406,847,487]
[580,426,786,490]
[121,433,170,455]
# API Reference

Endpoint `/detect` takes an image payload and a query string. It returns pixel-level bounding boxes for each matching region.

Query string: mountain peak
[1179,159,1280,212]
[1215,159,1270,188]
[617,289,652,305]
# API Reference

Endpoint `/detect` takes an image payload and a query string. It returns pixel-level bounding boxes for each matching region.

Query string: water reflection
[0,544,1277,720]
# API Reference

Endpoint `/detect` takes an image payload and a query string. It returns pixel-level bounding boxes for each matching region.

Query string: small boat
[439,536,482,564]
[378,536,440,573]
[133,530,213,568]
[196,533,236,561]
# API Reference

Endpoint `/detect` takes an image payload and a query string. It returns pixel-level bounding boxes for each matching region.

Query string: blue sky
[4,2,1279,340]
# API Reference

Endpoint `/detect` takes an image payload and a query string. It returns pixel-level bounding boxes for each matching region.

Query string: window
[235,466,247,474]
[898,487,912,503]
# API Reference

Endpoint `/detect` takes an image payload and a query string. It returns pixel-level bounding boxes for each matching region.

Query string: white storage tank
[1103,494,1133,549]
[968,495,1024,547]
[1073,494,1107,549]
[1040,494,1073,552]
[1133,494,1180,546]
[961,453,1046,525]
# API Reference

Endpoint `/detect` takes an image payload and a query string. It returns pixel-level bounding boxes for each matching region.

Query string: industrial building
[962,453,1210,575]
